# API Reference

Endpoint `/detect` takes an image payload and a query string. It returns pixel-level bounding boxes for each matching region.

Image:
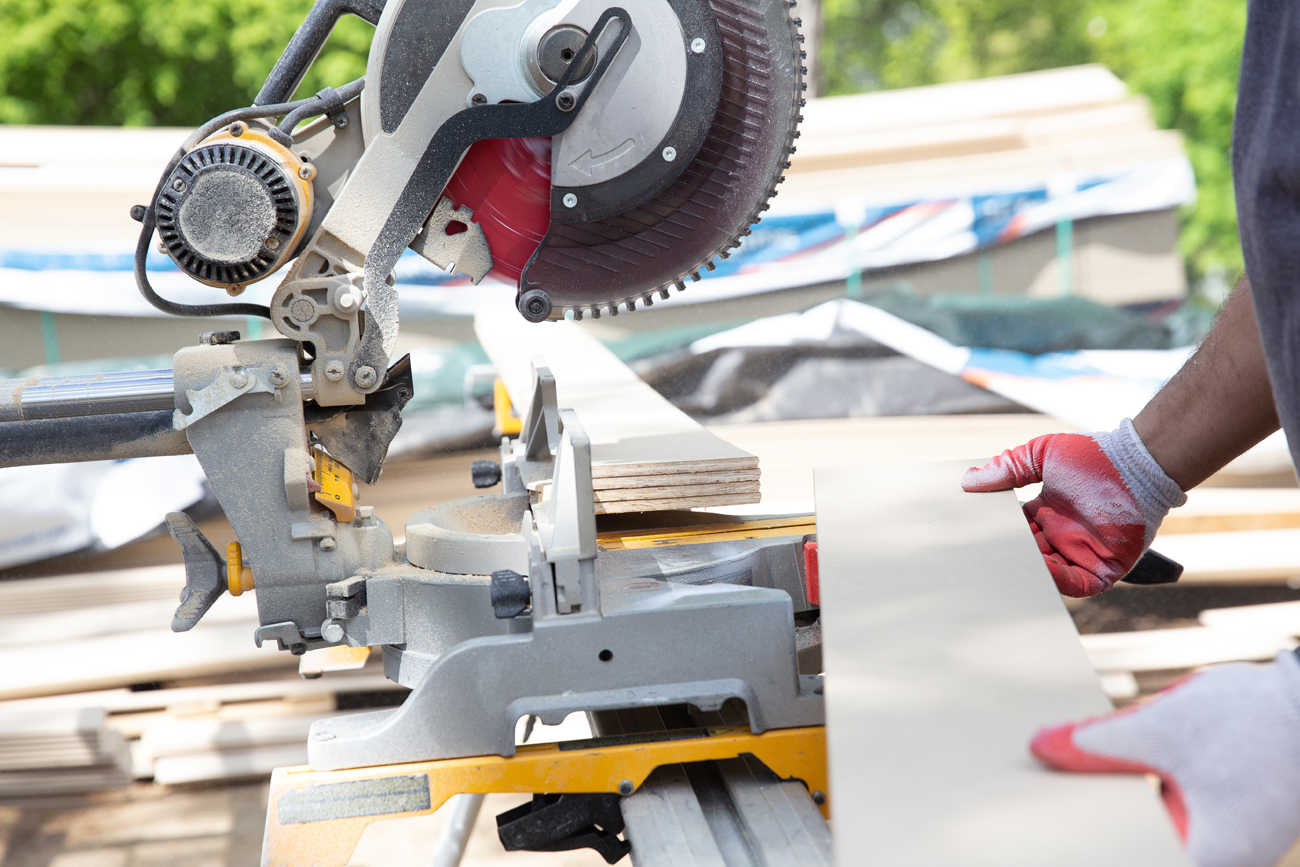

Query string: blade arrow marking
[568,138,636,176]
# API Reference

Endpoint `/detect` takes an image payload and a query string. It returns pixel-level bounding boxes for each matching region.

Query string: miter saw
[0,0,832,862]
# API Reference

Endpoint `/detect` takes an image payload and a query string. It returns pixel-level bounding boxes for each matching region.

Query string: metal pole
[0,369,315,422]
[431,793,485,867]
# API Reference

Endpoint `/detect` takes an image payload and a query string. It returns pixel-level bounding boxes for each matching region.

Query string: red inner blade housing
[442,136,552,284]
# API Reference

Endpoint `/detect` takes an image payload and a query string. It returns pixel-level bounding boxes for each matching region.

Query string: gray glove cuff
[1094,418,1187,547]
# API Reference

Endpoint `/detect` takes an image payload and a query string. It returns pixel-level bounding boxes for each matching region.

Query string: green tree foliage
[820,0,1246,280]
[1089,0,1246,280]
[0,0,372,126]
[0,0,1246,278]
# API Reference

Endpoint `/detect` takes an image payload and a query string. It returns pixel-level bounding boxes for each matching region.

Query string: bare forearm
[1133,279,1280,490]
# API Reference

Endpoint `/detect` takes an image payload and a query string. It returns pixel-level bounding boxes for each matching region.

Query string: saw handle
[1119,549,1184,586]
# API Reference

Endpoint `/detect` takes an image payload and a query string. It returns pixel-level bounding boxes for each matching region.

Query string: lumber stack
[0,564,406,793]
[783,64,1182,210]
[1079,599,1300,701]
[0,564,290,700]
[476,305,760,513]
[0,707,131,796]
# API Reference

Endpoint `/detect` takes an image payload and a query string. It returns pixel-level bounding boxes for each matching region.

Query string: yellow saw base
[261,725,827,867]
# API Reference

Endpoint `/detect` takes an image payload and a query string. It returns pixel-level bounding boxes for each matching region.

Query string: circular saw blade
[516,0,807,320]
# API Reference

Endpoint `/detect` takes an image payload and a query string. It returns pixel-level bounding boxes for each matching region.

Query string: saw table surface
[814,461,1188,866]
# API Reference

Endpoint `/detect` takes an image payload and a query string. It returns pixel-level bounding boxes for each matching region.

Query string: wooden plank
[1160,488,1300,535]
[595,493,765,515]
[591,457,759,480]
[1081,628,1295,674]
[475,303,761,513]
[594,481,761,503]
[1151,528,1300,585]
[0,619,294,701]
[0,670,401,715]
[1200,600,1300,632]
[591,468,760,489]
[814,461,1186,866]
[779,130,1185,211]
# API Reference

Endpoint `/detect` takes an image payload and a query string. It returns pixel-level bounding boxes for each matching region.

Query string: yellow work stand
[261,725,828,867]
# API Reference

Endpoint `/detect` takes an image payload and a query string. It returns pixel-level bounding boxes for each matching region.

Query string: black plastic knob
[518,288,553,322]
[472,460,502,488]
[491,569,531,618]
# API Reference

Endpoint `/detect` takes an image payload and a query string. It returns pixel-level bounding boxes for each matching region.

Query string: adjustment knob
[490,569,530,618]
[471,460,502,488]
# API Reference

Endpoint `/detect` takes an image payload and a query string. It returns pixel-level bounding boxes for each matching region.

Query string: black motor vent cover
[155,143,300,287]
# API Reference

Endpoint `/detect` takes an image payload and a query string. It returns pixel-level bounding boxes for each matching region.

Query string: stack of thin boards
[0,563,403,794]
[782,64,1184,211]
[475,305,760,514]
[0,707,131,796]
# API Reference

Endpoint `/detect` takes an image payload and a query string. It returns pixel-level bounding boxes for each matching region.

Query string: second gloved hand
[962,418,1186,596]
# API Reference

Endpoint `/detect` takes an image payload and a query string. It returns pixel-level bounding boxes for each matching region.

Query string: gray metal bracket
[173,363,287,430]
[523,363,559,462]
[166,511,226,632]
[534,408,597,614]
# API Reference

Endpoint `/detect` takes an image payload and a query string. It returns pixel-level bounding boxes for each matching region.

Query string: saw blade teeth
[521,0,803,319]
[572,308,584,321]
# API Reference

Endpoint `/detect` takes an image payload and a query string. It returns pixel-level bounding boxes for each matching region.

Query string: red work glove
[962,418,1186,596]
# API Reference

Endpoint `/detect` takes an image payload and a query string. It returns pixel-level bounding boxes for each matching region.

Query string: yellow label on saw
[314,451,356,523]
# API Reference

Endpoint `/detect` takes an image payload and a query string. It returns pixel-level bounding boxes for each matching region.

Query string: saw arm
[125,0,805,409]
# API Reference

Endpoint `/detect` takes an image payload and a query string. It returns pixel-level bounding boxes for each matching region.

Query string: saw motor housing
[155,125,315,294]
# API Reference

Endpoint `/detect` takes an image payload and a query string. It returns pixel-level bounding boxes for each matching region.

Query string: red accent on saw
[442,136,552,284]
[803,539,819,606]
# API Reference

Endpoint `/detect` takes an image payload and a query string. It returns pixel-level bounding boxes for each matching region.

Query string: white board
[814,461,1187,866]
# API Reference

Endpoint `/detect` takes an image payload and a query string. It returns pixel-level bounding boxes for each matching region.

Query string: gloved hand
[962,418,1186,596]
[1032,652,1300,867]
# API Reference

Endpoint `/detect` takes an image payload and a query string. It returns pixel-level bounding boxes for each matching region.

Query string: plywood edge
[592,470,761,490]
[595,482,761,503]
[595,493,763,515]
[591,457,760,478]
